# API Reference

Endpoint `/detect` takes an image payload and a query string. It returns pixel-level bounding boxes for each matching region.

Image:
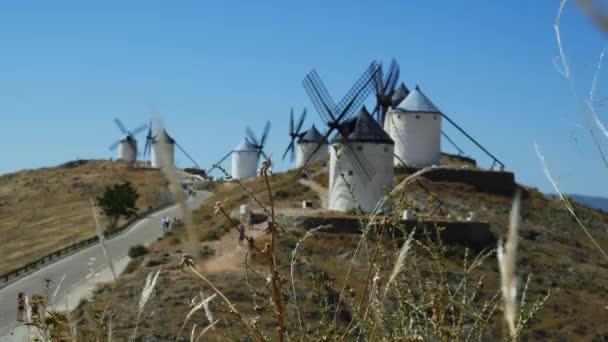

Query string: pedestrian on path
[16,292,25,322]
[237,224,246,246]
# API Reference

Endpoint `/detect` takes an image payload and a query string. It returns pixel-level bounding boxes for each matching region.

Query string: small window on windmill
[348,170,353,176]
[356,145,362,151]
[397,115,401,119]
[416,115,420,119]
[384,146,388,152]
[433,115,437,120]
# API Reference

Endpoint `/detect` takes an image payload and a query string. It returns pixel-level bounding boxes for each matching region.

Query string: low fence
[0,201,175,289]
[395,166,516,196]
[277,213,495,251]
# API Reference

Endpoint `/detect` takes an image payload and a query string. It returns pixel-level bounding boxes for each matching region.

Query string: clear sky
[0,1,607,197]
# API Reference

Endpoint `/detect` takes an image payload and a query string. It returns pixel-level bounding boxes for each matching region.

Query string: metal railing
[441,113,505,171]
[0,201,175,289]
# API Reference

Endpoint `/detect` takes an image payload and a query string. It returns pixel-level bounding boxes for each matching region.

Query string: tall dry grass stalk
[497,190,521,337]
[90,199,117,282]
[554,0,608,169]
[131,267,161,341]
[534,143,608,258]
[290,225,330,338]
[176,291,216,341]
[260,157,287,342]
[195,319,220,342]
[383,228,415,300]
[153,117,199,253]
[179,254,262,341]
[331,165,441,329]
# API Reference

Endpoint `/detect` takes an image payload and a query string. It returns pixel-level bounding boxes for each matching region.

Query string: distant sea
[549,194,608,212]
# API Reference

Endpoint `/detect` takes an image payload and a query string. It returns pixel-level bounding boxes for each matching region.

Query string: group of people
[16,292,40,322]
[161,216,171,232]
[237,224,255,250]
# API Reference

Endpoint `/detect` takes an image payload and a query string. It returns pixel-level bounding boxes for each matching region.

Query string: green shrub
[128,244,148,258]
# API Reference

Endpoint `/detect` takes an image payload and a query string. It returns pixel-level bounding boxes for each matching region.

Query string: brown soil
[0,160,167,275]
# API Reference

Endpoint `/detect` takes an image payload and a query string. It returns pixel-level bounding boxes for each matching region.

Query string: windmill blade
[282,140,295,161]
[374,63,384,98]
[108,139,121,151]
[143,125,153,158]
[335,62,380,122]
[289,108,294,135]
[131,124,148,136]
[113,118,128,134]
[208,151,232,174]
[259,149,269,160]
[260,120,271,147]
[294,128,333,178]
[175,141,201,169]
[245,126,261,147]
[295,108,307,134]
[303,70,337,125]
[341,139,375,183]
[383,59,400,96]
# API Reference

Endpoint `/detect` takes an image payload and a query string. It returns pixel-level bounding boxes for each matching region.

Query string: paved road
[0,191,211,340]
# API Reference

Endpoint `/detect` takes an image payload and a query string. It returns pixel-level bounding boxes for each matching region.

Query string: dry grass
[0,159,166,275]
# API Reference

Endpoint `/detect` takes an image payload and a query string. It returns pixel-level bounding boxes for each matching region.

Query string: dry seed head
[180,253,195,271]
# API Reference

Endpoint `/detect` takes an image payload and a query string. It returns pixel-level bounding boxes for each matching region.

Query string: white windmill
[142,123,203,170]
[300,62,394,213]
[384,85,442,167]
[297,125,329,168]
[108,118,147,162]
[328,106,394,212]
[281,107,329,168]
[207,121,270,180]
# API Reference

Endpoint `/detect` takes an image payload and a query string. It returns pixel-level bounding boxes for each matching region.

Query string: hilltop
[62,156,608,341]
[0,160,169,276]
[3,156,607,340]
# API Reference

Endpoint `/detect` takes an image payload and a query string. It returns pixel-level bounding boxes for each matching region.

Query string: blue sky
[0,1,607,197]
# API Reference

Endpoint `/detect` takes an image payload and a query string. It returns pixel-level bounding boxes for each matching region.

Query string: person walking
[237,224,246,246]
[16,292,25,322]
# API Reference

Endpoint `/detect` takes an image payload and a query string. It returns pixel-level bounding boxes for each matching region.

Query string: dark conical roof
[395,85,441,114]
[391,83,410,108]
[332,106,394,145]
[154,129,175,144]
[300,125,327,143]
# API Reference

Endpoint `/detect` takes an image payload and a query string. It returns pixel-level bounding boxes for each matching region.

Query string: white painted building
[151,129,175,168]
[232,139,259,179]
[329,107,394,213]
[384,85,442,167]
[296,125,329,168]
[117,136,137,162]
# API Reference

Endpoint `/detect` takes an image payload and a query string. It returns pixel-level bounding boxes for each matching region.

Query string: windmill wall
[296,142,329,168]
[386,111,441,167]
[232,151,258,179]
[329,142,394,213]
[151,143,175,168]
[118,140,137,162]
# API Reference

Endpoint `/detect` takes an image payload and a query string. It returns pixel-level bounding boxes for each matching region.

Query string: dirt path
[298,178,328,209]
[199,221,268,274]
[199,177,329,275]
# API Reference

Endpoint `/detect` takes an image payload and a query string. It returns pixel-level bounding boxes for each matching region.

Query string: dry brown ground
[64,166,608,340]
[0,159,167,275]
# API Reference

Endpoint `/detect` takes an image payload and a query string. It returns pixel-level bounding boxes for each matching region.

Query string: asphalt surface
[0,191,211,340]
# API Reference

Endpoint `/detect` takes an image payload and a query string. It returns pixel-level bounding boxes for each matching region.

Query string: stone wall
[395,167,516,196]
[277,214,495,250]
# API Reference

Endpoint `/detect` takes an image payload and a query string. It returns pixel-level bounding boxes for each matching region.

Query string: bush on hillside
[128,244,148,258]
[96,181,140,227]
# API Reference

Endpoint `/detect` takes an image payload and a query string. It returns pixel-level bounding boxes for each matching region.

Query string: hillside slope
[0,160,167,275]
[65,166,608,341]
